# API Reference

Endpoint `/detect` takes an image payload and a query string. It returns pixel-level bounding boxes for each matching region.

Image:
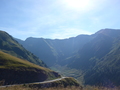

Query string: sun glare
[63,0,91,11]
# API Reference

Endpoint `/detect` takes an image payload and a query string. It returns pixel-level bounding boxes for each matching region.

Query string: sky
[0,0,120,40]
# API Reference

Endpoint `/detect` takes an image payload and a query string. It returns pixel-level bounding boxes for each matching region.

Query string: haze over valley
[1,0,120,89]
[1,28,120,89]
[16,28,120,86]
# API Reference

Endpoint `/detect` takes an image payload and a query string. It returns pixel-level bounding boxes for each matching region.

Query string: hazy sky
[0,0,120,40]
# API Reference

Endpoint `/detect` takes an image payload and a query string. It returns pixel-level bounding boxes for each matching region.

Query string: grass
[0,51,51,71]
[0,85,81,90]
[1,85,120,90]
[0,30,46,67]
[0,51,61,83]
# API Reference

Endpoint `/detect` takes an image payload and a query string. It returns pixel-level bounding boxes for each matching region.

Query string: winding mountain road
[0,77,66,88]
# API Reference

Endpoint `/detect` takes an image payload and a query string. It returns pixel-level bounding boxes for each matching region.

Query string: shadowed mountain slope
[16,29,120,86]
[16,35,92,66]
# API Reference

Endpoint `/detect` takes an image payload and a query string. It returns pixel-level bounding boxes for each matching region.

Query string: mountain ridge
[16,34,92,66]
[16,29,120,86]
[0,30,82,87]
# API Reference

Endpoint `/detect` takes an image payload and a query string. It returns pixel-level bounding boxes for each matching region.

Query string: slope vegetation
[16,29,120,86]
[16,35,92,66]
[0,30,46,67]
[0,51,61,85]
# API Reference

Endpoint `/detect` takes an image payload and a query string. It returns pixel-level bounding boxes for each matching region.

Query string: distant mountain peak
[96,28,115,34]
[94,28,120,37]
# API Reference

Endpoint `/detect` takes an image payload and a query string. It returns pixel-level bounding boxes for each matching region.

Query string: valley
[0,29,120,89]
[16,29,120,86]
[0,30,81,89]
[1,0,120,89]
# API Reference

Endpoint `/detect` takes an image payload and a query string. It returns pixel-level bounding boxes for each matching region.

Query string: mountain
[83,29,120,86]
[16,35,92,66]
[69,29,120,70]
[0,50,61,85]
[0,30,46,67]
[16,37,58,67]
[84,45,120,86]
[16,29,120,86]
[68,30,113,69]
[68,29,120,86]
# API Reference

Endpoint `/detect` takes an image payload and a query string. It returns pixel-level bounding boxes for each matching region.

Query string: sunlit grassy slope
[0,51,45,70]
[0,51,61,85]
